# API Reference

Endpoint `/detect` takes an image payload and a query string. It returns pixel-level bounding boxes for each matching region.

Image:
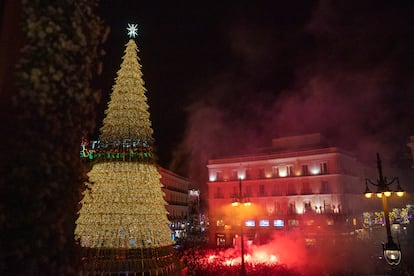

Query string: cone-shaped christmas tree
[75,25,181,274]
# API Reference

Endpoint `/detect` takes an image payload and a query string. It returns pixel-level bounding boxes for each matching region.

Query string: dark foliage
[0,0,106,274]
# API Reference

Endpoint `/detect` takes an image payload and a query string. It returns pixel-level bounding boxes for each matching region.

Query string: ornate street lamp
[232,178,250,276]
[364,153,405,266]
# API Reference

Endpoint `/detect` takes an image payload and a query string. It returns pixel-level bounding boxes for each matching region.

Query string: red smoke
[182,228,386,275]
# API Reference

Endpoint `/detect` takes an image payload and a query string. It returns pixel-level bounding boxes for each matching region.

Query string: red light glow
[181,228,385,275]
[201,232,308,268]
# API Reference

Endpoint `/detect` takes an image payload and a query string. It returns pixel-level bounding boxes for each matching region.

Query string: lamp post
[364,153,405,267]
[232,178,250,276]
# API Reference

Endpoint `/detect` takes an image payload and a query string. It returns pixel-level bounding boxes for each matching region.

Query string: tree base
[79,246,184,275]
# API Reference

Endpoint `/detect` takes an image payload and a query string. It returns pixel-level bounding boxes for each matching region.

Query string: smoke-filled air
[169,1,414,196]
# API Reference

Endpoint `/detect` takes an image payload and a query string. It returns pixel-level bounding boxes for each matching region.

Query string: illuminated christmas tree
[75,24,180,274]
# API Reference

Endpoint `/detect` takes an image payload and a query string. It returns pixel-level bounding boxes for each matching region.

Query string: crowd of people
[177,245,414,275]
[179,247,301,276]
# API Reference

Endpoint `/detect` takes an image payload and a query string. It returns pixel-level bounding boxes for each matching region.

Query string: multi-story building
[158,167,192,241]
[207,133,368,247]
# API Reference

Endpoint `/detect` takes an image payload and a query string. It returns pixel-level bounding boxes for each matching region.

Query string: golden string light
[75,39,173,250]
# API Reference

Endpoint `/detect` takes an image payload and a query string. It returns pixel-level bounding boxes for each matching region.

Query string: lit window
[279,165,293,177]
[279,167,287,177]
[209,173,216,181]
[310,167,320,175]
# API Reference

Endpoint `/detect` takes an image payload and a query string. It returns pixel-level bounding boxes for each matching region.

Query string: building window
[288,202,296,214]
[231,170,238,180]
[259,168,265,178]
[321,181,329,193]
[287,183,297,195]
[304,201,313,213]
[275,202,281,215]
[216,234,226,247]
[232,186,238,198]
[272,185,282,196]
[216,171,223,181]
[272,167,279,177]
[288,219,299,227]
[259,184,265,196]
[323,200,332,213]
[246,185,252,197]
[245,169,252,179]
[302,182,311,194]
[301,165,309,176]
[279,165,293,177]
[287,165,294,176]
[320,163,328,174]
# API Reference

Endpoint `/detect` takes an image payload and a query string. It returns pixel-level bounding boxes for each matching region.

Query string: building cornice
[207,147,351,167]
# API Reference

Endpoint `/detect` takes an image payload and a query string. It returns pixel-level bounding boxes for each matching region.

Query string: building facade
[158,167,192,241]
[207,133,368,247]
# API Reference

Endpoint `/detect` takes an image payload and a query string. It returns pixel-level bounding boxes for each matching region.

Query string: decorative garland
[81,138,155,163]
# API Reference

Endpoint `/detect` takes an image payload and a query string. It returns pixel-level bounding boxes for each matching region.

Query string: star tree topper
[127,24,138,38]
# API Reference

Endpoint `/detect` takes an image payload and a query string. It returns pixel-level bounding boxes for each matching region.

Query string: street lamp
[232,178,250,276]
[364,153,405,266]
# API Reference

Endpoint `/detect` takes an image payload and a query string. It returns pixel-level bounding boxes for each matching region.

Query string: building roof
[207,133,352,166]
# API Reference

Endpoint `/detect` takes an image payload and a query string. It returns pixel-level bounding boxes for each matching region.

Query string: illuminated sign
[274,219,284,227]
[79,138,154,162]
[245,220,255,227]
[259,220,269,227]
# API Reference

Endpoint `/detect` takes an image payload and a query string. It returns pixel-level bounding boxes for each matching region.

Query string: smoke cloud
[170,1,414,196]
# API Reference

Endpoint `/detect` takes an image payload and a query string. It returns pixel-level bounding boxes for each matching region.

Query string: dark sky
[97,1,414,189]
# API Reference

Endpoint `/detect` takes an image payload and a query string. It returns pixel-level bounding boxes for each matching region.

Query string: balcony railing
[211,171,331,182]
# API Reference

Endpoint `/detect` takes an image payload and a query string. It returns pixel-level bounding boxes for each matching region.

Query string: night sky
[97,1,414,189]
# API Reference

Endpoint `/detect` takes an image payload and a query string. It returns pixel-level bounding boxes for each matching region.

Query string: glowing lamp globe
[364,192,373,199]
[384,191,392,197]
[364,184,373,199]
[396,191,405,197]
[396,184,405,197]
